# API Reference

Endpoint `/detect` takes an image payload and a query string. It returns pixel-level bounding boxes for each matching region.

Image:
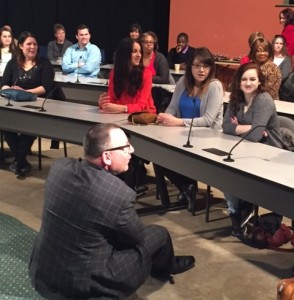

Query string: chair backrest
[279,116,294,132]
[279,115,294,152]
[38,45,48,59]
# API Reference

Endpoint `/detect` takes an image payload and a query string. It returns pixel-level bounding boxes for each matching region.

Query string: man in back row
[29,123,195,299]
[62,24,101,77]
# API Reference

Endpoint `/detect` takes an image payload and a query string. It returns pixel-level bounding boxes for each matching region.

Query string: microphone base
[5,103,13,107]
[223,157,235,162]
[75,80,81,84]
[183,144,193,148]
[39,108,47,112]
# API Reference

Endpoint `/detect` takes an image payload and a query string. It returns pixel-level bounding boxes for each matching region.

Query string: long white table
[0,98,293,219]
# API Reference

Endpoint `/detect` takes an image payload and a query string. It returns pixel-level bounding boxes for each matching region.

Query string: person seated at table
[222,62,283,237]
[157,47,224,210]
[1,31,54,177]
[98,37,156,193]
[28,123,195,300]
[141,31,171,84]
[128,22,142,40]
[62,24,101,77]
[0,26,17,76]
[240,31,265,65]
[166,32,196,70]
[249,38,282,100]
[98,37,156,113]
[47,23,72,62]
[272,34,292,79]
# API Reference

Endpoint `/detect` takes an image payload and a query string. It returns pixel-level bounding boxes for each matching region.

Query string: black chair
[252,116,294,227]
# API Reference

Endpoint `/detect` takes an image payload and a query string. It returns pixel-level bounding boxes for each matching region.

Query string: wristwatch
[124,106,128,113]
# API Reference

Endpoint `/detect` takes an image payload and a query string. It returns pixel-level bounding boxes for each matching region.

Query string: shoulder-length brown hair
[229,62,267,115]
[16,31,39,67]
[184,47,216,97]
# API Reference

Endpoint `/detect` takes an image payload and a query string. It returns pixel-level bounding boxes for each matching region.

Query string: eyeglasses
[142,41,154,44]
[192,63,210,70]
[105,142,132,153]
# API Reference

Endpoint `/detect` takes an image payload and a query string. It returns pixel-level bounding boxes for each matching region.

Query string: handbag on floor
[277,277,294,299]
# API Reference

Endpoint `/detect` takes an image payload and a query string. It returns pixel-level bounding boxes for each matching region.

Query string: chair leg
[153,164,170,207]
[191,183,197,216]
[63,142,67,157]
[205,185,211,222]
[38,137,42,170]
[0,132,4,163]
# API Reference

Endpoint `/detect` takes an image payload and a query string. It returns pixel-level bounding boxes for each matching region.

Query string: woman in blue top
[157,47,224,210]
[157,47,223,128]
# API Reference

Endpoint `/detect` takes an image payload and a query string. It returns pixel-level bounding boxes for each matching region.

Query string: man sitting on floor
[29,123,195,299]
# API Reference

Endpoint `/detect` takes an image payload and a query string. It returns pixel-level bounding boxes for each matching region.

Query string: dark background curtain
[0,0,170,63]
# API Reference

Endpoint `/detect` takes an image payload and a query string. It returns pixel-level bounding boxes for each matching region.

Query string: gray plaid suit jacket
[29,158,152,299]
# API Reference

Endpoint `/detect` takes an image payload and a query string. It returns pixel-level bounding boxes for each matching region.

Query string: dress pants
[155,165,195,192]
[143,224,175,275]
[4,131,36,167]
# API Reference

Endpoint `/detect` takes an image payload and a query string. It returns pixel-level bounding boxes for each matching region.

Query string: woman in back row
[0,26,17,76]
[141,31,172,84]
[249,38,282,99]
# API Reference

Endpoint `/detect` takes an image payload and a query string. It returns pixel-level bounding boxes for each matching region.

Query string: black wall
[0,0,170,63]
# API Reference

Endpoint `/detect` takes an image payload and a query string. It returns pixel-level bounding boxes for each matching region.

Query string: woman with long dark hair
[223,62,282,236]
[98,37,155,113]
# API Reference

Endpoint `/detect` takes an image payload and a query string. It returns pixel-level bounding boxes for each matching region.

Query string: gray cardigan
[47,39,73,61]
[222,92,283,148]
[165,77,224,129]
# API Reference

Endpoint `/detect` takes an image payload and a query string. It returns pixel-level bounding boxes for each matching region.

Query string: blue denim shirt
[61,42,101,77]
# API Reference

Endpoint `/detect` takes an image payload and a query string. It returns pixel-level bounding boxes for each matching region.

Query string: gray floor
[1,139,293,300]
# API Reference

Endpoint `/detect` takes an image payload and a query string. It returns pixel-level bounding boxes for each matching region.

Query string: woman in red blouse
[98,37,156,114]
[280,8,294,68]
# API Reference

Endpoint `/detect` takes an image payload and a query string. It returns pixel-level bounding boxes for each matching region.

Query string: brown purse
[127,111,157,125]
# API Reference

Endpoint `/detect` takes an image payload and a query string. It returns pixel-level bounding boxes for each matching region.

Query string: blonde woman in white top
[0,26,17,76]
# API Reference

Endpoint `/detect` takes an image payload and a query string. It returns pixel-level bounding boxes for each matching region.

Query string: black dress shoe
[169,256,195,275]
[135,185,148,197]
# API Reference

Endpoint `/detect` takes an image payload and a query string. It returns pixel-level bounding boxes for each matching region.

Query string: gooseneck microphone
[183,98,197,148]
[76,55,82,84]
[39,85,59,112]
[223,125,266,162]
[5,76,19,107]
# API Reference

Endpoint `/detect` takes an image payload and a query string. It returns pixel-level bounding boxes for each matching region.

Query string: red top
[107,68,156,113]
[282,24,294,56]
[145,52,156,76]
[240,55,251,65]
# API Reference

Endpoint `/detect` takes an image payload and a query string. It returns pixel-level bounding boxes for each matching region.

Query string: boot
[229,213,243,237]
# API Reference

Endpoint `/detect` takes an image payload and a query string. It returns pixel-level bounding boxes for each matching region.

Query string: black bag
[279,72,294,102]
[0,89,37,102]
